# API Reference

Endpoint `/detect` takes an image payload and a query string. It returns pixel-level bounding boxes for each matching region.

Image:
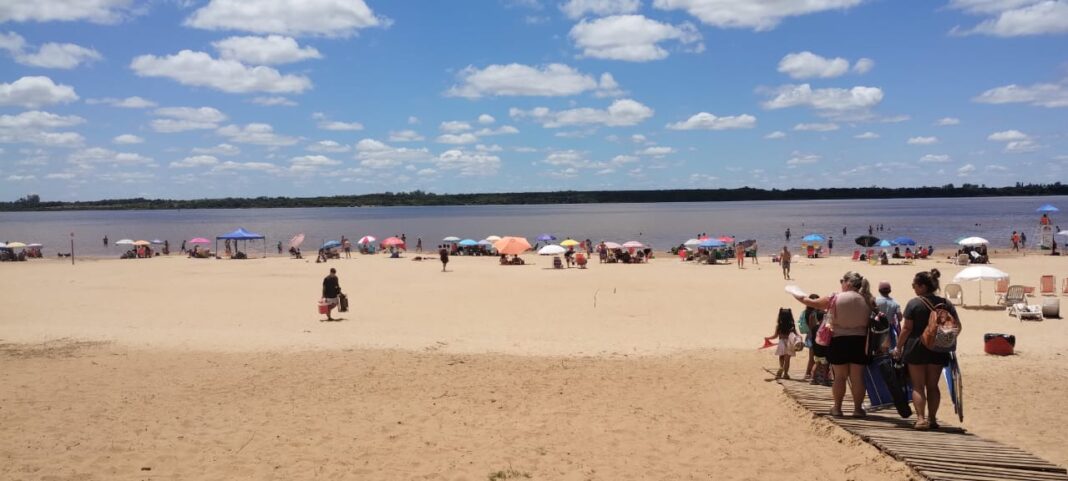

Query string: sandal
[929,420,940,430]
[914,420,930,431]
[829,408,844,417]
[851,408,867,418]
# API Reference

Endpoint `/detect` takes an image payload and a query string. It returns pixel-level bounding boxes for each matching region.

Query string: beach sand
[2,251,1066,479]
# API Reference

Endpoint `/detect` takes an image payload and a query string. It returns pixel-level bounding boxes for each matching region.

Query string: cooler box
[318,299,330,314]
[984,333,1015,356]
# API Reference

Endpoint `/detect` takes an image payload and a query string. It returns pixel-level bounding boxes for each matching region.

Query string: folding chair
[1040,275,1056,296]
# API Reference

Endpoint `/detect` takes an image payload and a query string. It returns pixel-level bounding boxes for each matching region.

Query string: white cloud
[186,0,384,37]
[86,96,157,108]
[306,140,351,153]
[988,129,1029,141]
[289,154,341,172]
[440,121,472,133]
[777,51,849,79]
[151,106,227,133]
[0,33,102,69]
[652,0,863,31]
[936,117,961,126]
[907,136,939,145]
[949,0,1068,36]
[436,133,479,144]
[852,58,874,74]
[854,131,879,139]
[192,143,241,156]
[786,151,820,165]
[6,174,36,181]
[638,146,675,156]
[69,147,153,166]
[447,63,615,98]
[317,120,363,131]
[973,79,1068,108]
[510,98,653,128]
[251,96,297,106]
[213,35,322,65]
[595,72,625,97]
[478,114,496,124]
[764,131,786,139]
[958,163,976,176]
[0,76,78,108]
[1005,139,1042,153]
[388,130,424,142]
[666,112,757,130]
[474,125,520,136]
[919,154,951,163]
[0,110,84,129]
[0,0,134,23]
[113,134,143,145]
[130,50,312,94]
[793,122,839,131]
[762,84,883,113]
[217,123,298,146]
[560,0,641,18]
[435,149,501,176]
[355,138,433,169]
[213,161,280,173]
[170,155,220,168]
[0,110,85,148]
[476,144,503,152]
[569,15,703,62]
[408,116,420,125]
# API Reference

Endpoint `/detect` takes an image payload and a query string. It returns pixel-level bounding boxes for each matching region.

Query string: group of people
[779,268,958,430]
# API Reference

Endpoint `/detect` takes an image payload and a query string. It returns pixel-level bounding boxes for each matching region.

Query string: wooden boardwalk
[778,378,1068,481]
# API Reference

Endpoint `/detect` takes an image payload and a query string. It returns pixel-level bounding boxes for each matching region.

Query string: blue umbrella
[321,240,341,249]
[876,239,895,247]
[699,239,726,248]
[801,234,825,242]
[536,233,556,242]
[893,236,916,246]
[151,239,164,244]
[458,239,478,246]
[1037,204,1059,213]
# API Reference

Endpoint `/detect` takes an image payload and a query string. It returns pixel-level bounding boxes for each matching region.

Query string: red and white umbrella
[358,235,376,244]
[288,233,305,248]
[382,237,405,247]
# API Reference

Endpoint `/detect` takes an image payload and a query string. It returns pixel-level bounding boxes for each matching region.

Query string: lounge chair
[955,253,970,265]
[851,250,860,261]
[904,251,914,264]
[1040,275,1056,296]
[1009,302,1043,321]
[1062,278,1068,295]
[994,279,1009,304]
[1000,285,1027,307]
[944,283,964,306]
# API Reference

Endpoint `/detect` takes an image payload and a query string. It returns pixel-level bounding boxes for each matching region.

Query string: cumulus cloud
[440,121,472,133]
[313,112,363,131]
[777,51,872,79]
[217,123,298,146]
[388,130,425,142]
[151,106,227,133]
[764,131,786,139]
[0,0,134,23]
[786,151,821,166]
[289,154,341,173]
[560,0,641,18]
[186,0,385,37]
[86,96,156,108]
[569,15,703,62]
[355,138,433,169]
[988,130,1041,153]
[638,146,675,156]
[958,163,976,176]
[446,63,617,98]
[854,131,879,139]
[435,149,501,176]
[0,110,85,148]
[306,140,351,153]
[651,0,863,31]
[0,76,78,108]
[478,114,496,124]
[762,84,883,114]
[793,122,839,131]
[474,125,520,136]
[920,154,951,163]
[973,78,1068,108]
[69,147,153,167]
[213,161,280,173]
[949,0,1068,36]
[509,98,653,128]
[907,136,938,145]
[251,96,297,106]
[192,143,240,156]
[113,134,143,145]
[213,35,322,65]
[170,155,220,168]
[436,133,479,144]
[0,110,84,129]
[666,112,757,130]
[0,32,102,69]
[987,129,1028,141]
[130,50,312,94]
[936,117,961,126]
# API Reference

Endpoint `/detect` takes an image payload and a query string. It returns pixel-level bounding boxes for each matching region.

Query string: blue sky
[1,0,1066,201]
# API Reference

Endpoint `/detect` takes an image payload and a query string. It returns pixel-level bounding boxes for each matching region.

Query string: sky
[0,0,1067,201]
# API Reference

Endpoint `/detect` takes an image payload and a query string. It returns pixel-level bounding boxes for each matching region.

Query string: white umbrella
[538,244,566,255]
[957,237,988,246]
[443,236,461,242]
[953,266,1009,305]
[683,238,701,247]
[1058,230,1068,236]
[485,235,502,242]
[604,241,623,249]
[622,241,644,248]
[115,239,135,245]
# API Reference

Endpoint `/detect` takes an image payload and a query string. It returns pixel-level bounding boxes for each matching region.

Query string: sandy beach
[2,251,1067,479]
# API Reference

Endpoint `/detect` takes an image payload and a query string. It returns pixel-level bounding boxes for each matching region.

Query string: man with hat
[874,281,902,354]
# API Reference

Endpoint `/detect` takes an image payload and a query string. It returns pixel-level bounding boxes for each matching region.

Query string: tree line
[3,183,1066,212]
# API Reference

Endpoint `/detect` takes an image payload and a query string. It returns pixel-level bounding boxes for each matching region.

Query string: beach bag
[788,332,804,353]
[338,293,349,313]
[797,311,810,335]
[866,310,891,357]
[920,297,959,352]
[815,294,836,347]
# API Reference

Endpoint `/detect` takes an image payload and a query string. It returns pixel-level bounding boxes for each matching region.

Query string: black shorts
[903,337,950,366]
[828,335,869,365]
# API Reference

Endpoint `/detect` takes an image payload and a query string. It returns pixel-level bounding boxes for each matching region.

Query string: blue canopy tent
[216,227,266,259]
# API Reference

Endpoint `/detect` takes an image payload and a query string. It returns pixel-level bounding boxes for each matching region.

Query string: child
[768,308,801,379]
[799,294,824,380]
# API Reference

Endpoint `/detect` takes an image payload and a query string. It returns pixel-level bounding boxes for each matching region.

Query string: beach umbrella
[321,240,342,249]
[115,239,134,245]
[893,236,917,246]
[604,241,623,249]
[485,235,502,242]
[458,239,478,246]
[958,237,988,246]
[189,237,211,244]
[560,239,581,247]
[150,239,164,245]
[717,236,734,243]
[875,239,895,247]
[0,242,6,248]
[382,237,405,247]
[443,236,461,242]
[953,266,1009,305]
[538,244,566,255]
[536,233,556,242]
[699,239,726,248]
[494,236,531,255]
[1059,230,1068,236]
[737,239,756,248]
[855,235,880,247]
[623,240,644,248]
[477,239,493,246]
[683,238,702,247]
[287,233,305,248]
[27,243,42,247]
[1037,204,1059,213]
[801,234,825,242]
[133,240,151,246]
[356,235,375,244]
[6,241,26,248]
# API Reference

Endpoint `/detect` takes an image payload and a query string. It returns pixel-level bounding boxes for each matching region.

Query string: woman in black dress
[894,269,960,430]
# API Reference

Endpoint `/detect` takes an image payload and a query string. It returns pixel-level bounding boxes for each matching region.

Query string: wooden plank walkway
[777,378,1068,481]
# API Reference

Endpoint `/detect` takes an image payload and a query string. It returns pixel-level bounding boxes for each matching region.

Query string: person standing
[1020,232,1027,249]
[277,241,283,254]
[735,244,744,268]
[785,228,791,242]
[842,227,847,236]
[751,242,758,264]
[875,281,902,355]
[1011,231,1020,251]
[895,269,959,430]
[780,246,791,280]
[342,236,351,259]
[321,268,342,321]
[439,245,449,272]
[103,235,109,247]
[416,238,423,253]
[828,237,834,255]
[181,240,186,253]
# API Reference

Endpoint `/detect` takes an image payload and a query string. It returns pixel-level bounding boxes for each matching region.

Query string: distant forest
[3,183,1067,212]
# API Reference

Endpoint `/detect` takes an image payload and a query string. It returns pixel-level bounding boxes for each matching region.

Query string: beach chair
[1000,285,1027,307]
[1040,275,1056,296]
[994,279,1010,304]
[806,245,815,258]
[1009,303,1043,321]
[851,249,860,261]
[1062,278,1068,295]
[552,256,564,269]
[944,283,964,306]
[904,251,914,264]
[955,253,969,265]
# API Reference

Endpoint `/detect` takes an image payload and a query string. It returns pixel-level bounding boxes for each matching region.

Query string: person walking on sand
[895,269,958,430]
[736,244,744,268]
[768,309,801,379]
[439,245,449,272]
[780,246,791,280]
[828,237,834,255]
[321,268,342,321]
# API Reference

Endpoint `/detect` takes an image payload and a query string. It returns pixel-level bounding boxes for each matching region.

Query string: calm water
[1,196,1064,257]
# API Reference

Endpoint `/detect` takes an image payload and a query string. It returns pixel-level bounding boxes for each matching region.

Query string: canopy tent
[216,227,266,258]
[5,241,26,248]
[699,239,726,248]
[953,266,1009,305]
